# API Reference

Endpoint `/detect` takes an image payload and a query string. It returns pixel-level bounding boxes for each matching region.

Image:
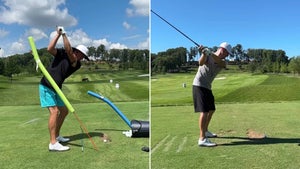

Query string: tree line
[151,44,300,74]
[0,45,149,78]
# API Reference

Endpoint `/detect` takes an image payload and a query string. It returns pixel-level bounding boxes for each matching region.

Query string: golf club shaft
[80,126,84,152]
[151,9,200,47]
[73,111,98,151]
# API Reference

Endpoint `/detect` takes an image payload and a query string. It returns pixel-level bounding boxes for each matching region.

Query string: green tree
[289,56,300,75]
[119,49,129,70]
[151,47,187,73]
[96,44,106,60]
[4,56,21,81]
[232,44,247,69]
[88,46,96,59]
[108,49,120,69]
[188,47,198,62]
[0,58,5,75]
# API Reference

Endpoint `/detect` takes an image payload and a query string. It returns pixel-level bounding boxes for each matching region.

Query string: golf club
[151,9,200,47]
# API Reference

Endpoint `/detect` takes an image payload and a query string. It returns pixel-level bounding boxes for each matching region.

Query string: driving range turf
[1,69,300,169]
[151,72,300,169]
[0,70,149,169]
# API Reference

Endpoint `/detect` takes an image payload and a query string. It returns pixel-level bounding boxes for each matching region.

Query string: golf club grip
[151,10,200,47]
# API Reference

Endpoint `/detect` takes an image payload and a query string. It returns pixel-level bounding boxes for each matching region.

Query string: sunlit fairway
[151,72,300,169]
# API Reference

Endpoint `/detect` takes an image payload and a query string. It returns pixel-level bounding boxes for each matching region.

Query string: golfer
[193,42,232,147]
[39,27,89,151]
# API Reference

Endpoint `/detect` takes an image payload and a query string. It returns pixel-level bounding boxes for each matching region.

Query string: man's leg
[199,112,208,140]
[56,106,69,137]
[204,110,215,132]
[198,111,217,147]
[48,106,59,144]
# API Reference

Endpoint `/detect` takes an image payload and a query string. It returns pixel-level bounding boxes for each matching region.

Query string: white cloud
[92,38,110,48]
[137,37,149,49]
[122,34,141,40]
[49,29,128,50]
[67,29,92,46]
[92,38,127,50]
[123,21,131,30]
[109,43,127,50]
[10,41,25,53]
[25,28,48,40]
[0,0,77,27]
[0,28,9,38]
[0,48,4,57]
[127,0,149,17]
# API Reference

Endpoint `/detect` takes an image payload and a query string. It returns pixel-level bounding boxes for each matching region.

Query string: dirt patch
[246,129,266,139]
[100,133,111,143]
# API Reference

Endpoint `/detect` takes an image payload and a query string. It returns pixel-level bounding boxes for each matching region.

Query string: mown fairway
[0,70,149,169]
[0,70,149,106]
[151,72,300,169]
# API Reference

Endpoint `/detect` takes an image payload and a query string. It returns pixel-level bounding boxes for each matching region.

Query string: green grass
[2,68,300,168]
[0,70,149,106]
[218,74,300,102]
[151,72,300,169]
[0,70,149,169]
[151,102,300,169]
[0,102,149,169]
[151,72,300,106]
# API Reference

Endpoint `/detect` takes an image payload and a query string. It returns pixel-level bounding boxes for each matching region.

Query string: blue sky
[0,0,149,57]
[151,0,300,57]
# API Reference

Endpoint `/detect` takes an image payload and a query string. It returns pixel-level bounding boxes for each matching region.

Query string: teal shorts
[39,84,64,107]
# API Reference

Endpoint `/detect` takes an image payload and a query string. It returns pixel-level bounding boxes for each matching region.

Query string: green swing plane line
[28,36,98,151]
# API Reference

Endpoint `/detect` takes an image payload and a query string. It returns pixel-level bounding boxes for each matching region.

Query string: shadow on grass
[62,132,103,149]
[67,132,103,142]
[65,128,126,148]
[217,136,300,146]
[95,128,126,132]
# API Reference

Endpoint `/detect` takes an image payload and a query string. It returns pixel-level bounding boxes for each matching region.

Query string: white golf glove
[57,26,66,35]
[201,48,212,56]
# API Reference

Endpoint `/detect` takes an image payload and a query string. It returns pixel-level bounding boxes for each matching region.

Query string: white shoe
[56,136,70,143]
[205,131,217,138]
[198,138,217,147]
[49,142,70,151]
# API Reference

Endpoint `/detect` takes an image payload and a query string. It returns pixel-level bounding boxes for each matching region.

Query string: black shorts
[193,86,215,113]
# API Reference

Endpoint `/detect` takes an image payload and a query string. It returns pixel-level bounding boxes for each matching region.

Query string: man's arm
[47,32,60,56]
[62,34,77,66]
[198,53,208,66]
[198,46,208,66]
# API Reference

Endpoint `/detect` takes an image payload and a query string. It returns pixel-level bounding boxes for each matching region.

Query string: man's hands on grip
[57,26,66,35]
[198,45,211,56]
